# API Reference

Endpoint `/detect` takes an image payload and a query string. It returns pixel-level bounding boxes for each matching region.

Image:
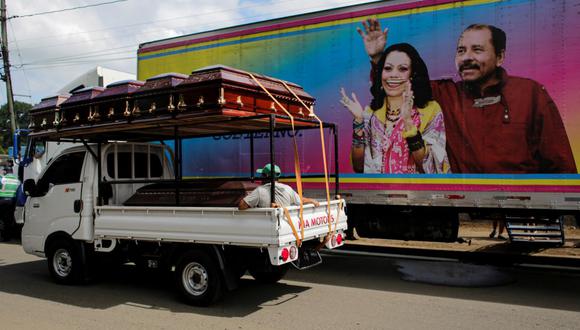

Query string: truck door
[22,151,86,255]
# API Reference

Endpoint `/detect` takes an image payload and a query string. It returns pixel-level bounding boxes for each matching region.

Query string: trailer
[136,0,580,243]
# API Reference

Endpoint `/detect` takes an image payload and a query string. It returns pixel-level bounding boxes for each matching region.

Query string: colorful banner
[137,0,580,192]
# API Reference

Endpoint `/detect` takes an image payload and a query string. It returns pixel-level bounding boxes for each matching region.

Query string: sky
[2,0,375,108]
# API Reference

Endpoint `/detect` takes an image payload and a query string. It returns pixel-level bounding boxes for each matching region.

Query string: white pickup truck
[22,66,347,306]
[21,140,346,306]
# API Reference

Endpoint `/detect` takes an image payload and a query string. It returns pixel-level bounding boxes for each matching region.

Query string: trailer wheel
[175,250,223,306]
[46,239,84,284]
[249,263,289,284]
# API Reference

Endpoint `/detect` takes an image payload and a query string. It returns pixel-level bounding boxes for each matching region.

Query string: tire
[0,217,8,242]
[46,239,85,284]
[175,250,223,306]
[249,263,289,284]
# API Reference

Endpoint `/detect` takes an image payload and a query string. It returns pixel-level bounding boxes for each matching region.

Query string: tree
[0,100,32,153]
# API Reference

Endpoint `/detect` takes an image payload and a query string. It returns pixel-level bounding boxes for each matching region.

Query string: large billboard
[137,0,580,196]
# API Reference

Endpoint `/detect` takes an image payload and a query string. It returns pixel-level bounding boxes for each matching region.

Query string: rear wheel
[175,250,223,306]
[46,239,85,284]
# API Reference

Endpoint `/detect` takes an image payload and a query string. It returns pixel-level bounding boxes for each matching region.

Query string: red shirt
[431,68,576,173]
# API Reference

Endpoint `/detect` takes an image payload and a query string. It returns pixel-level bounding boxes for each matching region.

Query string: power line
[8,0,128,19]
[19,47,136,65]
[16,56,135,69]
[10,0,368,48]
[9,0,368,73]
[8,20,32,100]
[7,0,368,68]
[6,0,373,100]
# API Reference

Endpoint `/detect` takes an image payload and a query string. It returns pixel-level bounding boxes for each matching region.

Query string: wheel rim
[182,262,209,296]
[53,248,72,277]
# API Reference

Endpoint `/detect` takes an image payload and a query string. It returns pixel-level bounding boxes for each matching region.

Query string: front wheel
[46,239,85,284]
[175,250,223,306]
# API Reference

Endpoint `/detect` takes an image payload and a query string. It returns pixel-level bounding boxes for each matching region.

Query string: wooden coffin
[174,65,315,118]
[29,94,70,131]
[129,73,189,119]
[91,80,145,122]
[123,180,259,207]
[60,87,105,127]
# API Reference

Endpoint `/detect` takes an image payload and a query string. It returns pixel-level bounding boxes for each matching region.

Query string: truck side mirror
[23,179,37,197]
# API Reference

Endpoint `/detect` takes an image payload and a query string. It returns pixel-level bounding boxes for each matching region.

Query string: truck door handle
[33,203,40,208]
[74,200,83,213]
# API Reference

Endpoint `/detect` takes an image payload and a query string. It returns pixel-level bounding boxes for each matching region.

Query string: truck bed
[94,200,347,247]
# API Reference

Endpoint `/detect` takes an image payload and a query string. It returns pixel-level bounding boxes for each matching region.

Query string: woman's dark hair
[370,43,432,110]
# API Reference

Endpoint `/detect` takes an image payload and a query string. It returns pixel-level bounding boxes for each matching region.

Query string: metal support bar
[174,126,181,206]
[97,142,102,206]
[81,139,98,161]
[269,114,276,205]
[250,132,255,182]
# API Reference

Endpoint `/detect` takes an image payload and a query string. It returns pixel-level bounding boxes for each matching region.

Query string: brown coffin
[174,65,315,118]
[60,87,105,127]
[91,80,145,123]
[129,73,189,119]
[29,94,70,131]
[123,180,259,207]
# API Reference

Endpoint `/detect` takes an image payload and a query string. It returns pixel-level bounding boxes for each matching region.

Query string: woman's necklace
[386,104,401,122]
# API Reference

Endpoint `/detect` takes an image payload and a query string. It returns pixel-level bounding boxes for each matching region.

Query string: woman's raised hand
[357,18,388,64]
[340,88,364,122]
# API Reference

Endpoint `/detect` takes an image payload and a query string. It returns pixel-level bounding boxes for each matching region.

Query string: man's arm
[238,188,260,210]
[302,197,320,207]
[238,199,250,210]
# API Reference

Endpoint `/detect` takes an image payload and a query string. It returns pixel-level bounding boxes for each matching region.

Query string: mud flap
[211,246,239,291]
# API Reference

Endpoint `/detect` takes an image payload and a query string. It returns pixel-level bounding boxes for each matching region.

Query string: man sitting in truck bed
[238,163,319,209]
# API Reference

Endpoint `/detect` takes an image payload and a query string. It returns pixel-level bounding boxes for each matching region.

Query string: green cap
[256,163,281,177]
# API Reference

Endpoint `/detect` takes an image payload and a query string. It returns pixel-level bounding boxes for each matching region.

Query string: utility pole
[0,0,17,138]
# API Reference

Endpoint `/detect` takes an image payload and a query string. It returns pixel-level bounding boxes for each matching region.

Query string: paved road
[1,241,579,330]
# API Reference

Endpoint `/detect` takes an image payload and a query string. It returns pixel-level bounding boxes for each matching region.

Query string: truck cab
[22,143,172,255]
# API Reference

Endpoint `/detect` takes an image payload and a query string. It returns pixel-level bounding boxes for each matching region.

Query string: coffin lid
[93,80,145,100]
[179,65,314,103]
[134,72,189,94]
[60,86,105,107]
[31,94,70,112]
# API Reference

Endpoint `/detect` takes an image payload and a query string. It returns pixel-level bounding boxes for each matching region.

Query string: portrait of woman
[340,43,449,174]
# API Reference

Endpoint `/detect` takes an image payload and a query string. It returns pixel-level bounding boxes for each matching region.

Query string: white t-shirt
[243,182,300,208]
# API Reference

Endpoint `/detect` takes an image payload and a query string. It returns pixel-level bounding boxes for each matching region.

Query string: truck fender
[44,232,93,283]
[44,231,74,255]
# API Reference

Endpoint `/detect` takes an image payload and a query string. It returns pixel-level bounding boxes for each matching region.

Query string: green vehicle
[0,169,19,241]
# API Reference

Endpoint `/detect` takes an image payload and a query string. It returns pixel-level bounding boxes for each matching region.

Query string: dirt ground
[347,220,580,259]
